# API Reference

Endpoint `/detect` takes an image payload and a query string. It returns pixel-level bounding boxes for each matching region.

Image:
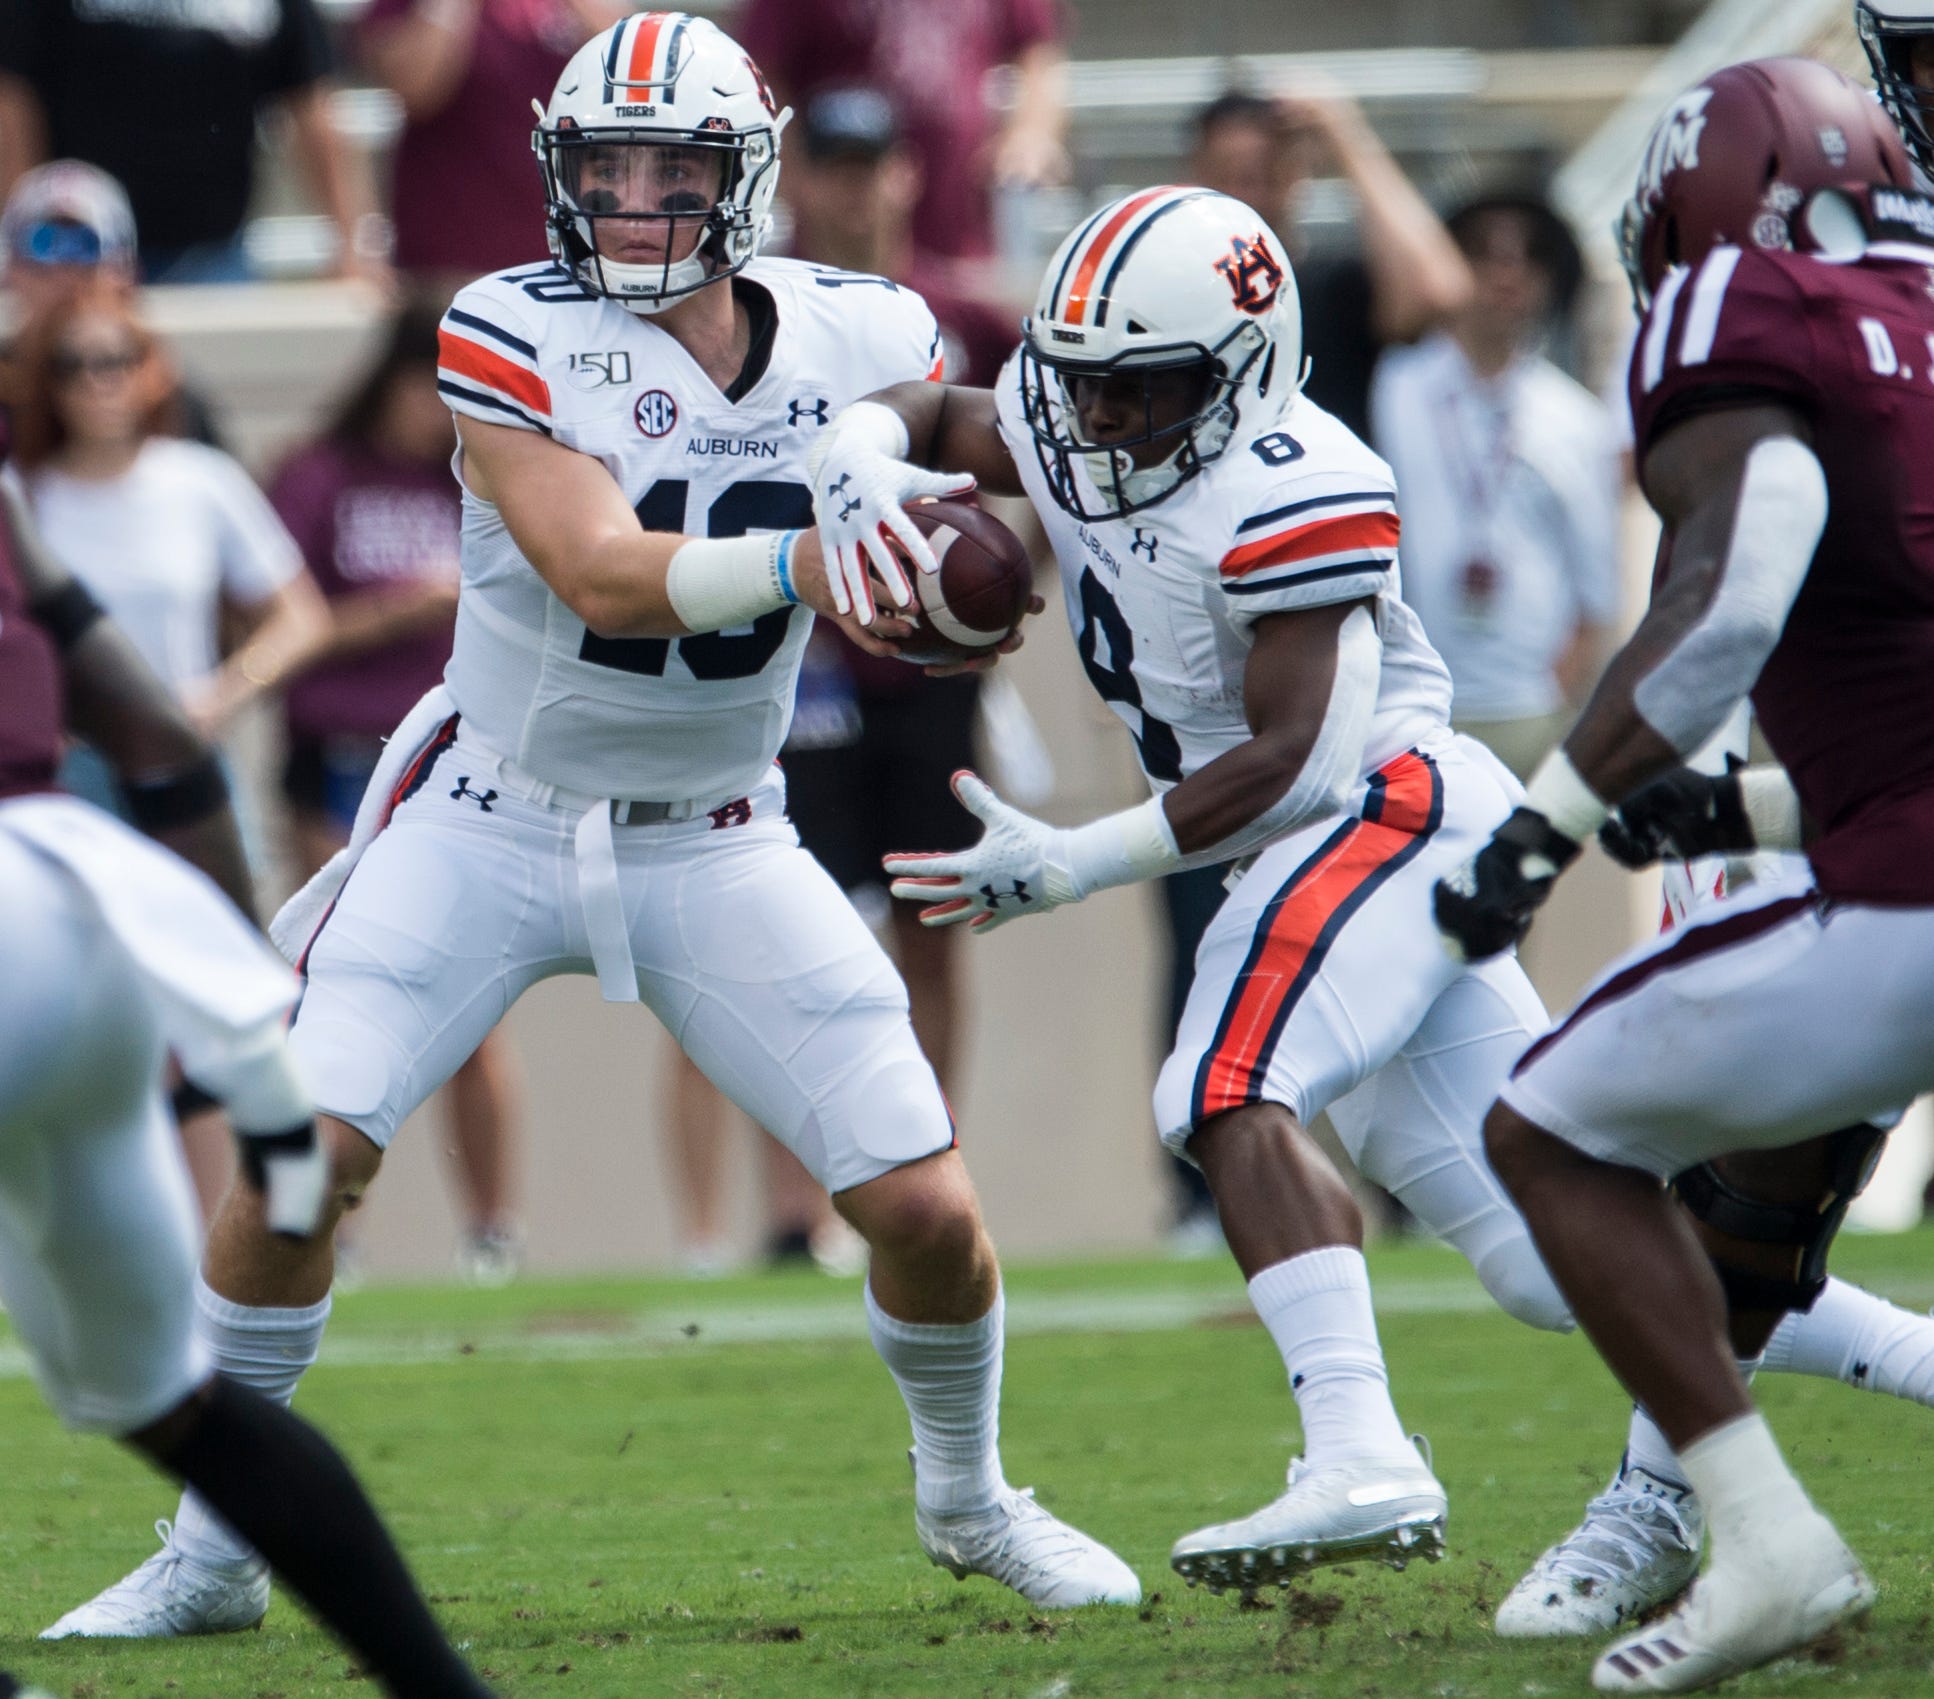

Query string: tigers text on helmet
[1859,1,1934,179]
[534,12,788,315]
[1618,56,1910,307]
[1019,187,1300,522]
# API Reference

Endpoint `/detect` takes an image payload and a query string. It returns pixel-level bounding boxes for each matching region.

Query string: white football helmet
[534,12,788,314]
[1018,187,1301,521]
[1859,1,1934,178]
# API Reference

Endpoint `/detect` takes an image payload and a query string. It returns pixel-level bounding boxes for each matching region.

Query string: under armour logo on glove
[883,772,1085,933]
[450,778,498,812]
[809,409,976,622]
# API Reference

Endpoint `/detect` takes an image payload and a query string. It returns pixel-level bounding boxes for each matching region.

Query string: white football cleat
[1170,1441,1446,1596]
[1497,1463,1704,1637]
[40,1519,269,1640]
[916,1485,1141,1608]
[1591,1501,1874,1693]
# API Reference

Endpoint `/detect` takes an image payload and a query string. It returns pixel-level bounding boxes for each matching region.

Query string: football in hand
[884,500,1034,666]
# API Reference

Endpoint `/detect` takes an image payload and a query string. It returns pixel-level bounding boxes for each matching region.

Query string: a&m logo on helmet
[1214,233,1285,315]
[1638,87,1714,198]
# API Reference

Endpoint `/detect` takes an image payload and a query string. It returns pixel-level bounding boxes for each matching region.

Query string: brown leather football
[888,500,1034,666]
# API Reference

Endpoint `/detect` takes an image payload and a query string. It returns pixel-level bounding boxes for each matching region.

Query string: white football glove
[809,401,975,625]
[884,772,1180,933]
[237,1121,333,1239]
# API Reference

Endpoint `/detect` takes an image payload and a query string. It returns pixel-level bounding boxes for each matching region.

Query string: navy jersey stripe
[445,307,537,360]
[437,378,554,435]
[1235,491,1394,534]
[1224,557,1392,594]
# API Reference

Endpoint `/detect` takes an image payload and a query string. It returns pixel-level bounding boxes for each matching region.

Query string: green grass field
[5,1233,1933,1699]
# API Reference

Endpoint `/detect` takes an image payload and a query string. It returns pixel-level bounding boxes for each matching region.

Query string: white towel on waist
[269,684,456,965]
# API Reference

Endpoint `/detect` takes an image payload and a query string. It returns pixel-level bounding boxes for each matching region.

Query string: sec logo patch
[634,390,679,437]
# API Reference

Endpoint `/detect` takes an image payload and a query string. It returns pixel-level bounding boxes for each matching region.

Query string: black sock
[146,1377,493,1699]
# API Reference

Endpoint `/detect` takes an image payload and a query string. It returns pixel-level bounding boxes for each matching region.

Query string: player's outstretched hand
[884,770,1082,933]
[1433,807,1581,961]
[235,1119,333,1240]
[1599,766,1753,869]
[810,404,975,624]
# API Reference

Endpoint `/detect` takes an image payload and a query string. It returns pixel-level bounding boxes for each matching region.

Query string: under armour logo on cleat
[979,880,1033,909]
[450,778,498,811]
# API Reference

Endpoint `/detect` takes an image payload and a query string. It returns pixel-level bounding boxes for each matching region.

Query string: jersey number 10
[579,478,813,679]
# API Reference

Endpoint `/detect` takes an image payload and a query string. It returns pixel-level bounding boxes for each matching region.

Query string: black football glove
[1433,807,1582,962]
[1598,766,1752,870]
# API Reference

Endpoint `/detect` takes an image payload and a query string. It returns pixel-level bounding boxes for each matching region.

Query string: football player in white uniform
[811,187,1569,1594]
[48,12,1136,1639]
[2,497,494,1695]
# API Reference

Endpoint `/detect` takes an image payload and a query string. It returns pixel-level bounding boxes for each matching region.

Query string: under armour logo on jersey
[1213,232,1285,315]
[979,880,1033,909]
[707,797,753,830]
[788,397,830,426]
[450,778,498,812]
[1130,528,1159,561]
[826,472,862,521]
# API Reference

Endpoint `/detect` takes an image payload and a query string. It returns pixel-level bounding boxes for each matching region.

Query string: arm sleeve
[1216,475,1402,628]
[204,450,304,603]
[438,282,555,436]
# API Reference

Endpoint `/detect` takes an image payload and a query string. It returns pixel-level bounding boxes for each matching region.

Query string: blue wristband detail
[773,529,801,605]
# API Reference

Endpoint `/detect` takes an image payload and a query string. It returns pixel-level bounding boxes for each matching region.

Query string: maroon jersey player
[1435,58,1934,1694]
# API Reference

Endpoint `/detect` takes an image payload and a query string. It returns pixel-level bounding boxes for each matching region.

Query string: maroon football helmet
[1619,56,1912,305]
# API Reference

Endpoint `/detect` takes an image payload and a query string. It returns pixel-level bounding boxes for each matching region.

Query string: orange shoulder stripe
[1219,509,1399,579]
[438,329,552,417]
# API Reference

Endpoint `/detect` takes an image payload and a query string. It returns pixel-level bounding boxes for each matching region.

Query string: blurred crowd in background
[0,0,1681,1278]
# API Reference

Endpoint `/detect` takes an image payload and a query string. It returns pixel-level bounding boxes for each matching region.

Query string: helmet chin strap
[1079,396,1239,511]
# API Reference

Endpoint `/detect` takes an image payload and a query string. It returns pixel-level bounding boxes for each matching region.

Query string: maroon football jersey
[0,518,64,802]
[1630,237,1934,903]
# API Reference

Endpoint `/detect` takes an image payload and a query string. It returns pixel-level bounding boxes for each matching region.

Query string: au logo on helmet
[1214,233,1285,315]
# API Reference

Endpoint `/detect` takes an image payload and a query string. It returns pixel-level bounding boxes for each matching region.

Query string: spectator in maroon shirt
[735,0,1069,266]
[357,0,629,294]
[271,300,527,1284]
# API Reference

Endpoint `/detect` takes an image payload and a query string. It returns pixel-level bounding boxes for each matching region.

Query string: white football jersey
[437,257,941,798]
[994,360,1453,800]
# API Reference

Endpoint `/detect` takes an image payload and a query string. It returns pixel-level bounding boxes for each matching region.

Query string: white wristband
[1060,796,1181,899]
[807,399,910,485]
[664,530,800,634]
[1523,748,1609,843]
[1739,766,1803,850]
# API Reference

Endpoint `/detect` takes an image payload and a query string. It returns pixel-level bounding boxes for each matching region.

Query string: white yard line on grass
[0,1278,1504,1381]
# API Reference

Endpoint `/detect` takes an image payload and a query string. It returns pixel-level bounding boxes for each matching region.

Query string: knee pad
[1473,1236,1574,1334]
[1672,1122,1887,1313]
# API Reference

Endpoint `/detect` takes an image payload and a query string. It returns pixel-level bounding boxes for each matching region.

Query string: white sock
[866,1283,1005,1519]
[1763,1278,1934,1403]
[1248,1247,1414,1466]
[1625,1356,1758,1492]
[1675,1412,1808,1552]
[171,1275,332,1569]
